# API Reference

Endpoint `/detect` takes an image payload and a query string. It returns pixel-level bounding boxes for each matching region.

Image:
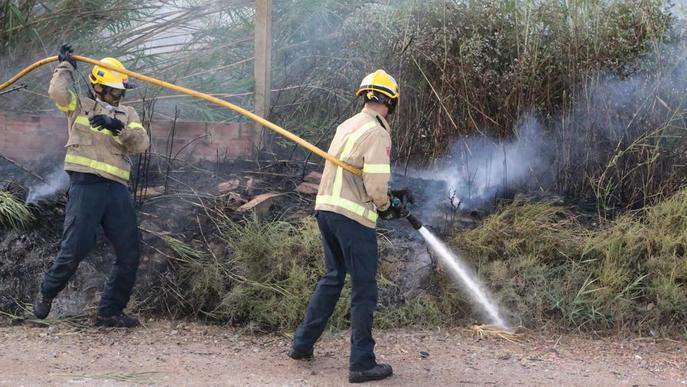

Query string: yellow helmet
[89,57,128,89]
[355,69,399,100]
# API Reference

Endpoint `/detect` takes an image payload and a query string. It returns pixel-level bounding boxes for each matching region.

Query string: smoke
[26,167,69,204]
[673,0,687,15]
[409,113,552,211]
[409,31,687,213]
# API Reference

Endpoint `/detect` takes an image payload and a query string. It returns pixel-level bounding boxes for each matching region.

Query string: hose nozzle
[406,213,423,230]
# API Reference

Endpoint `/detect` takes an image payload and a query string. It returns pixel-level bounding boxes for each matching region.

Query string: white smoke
[26,167,69,204]
[411,113,551,210]
[410,30,687,213]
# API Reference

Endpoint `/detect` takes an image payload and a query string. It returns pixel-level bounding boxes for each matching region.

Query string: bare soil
[1,320,685,386]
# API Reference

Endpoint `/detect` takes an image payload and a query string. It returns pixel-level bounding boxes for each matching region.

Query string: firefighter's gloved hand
[377,204,401,220]
[377,193,410,220]
[390,194,410,218]
[390,188,414,205]
[90,115,124,135]
[58,44,77,69]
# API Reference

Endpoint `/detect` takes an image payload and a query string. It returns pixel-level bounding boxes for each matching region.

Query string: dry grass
[470,324,526,344]
[57,371,159,384]
[0,303,90,329]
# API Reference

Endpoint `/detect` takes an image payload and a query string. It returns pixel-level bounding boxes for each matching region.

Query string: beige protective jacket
[315,106,392,228]
[48,62,149,186]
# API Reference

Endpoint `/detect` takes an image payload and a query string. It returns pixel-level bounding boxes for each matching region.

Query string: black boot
[288,347,314,360]
[95,313,140,328]
[32,293,53,319]
[349,363,393,383]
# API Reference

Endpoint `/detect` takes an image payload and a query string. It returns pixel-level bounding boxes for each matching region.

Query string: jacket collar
[362,106,390,133]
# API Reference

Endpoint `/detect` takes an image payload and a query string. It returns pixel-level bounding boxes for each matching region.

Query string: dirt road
[1,320,685,386]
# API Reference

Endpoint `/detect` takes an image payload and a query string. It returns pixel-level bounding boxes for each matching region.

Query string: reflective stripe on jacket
[315,107,392,229]
[48,62,150,186]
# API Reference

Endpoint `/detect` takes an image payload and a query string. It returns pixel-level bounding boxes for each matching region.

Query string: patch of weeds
[446,192,687,332]
[162,235,232,315]
[376,296,445,329]
[0,190,34,229]
[212,215,323,330]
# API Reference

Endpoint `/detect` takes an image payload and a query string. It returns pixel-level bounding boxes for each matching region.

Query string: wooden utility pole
[254,0,272,153]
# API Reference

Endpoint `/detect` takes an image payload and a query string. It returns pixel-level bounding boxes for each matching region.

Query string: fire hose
[0,55,423,229]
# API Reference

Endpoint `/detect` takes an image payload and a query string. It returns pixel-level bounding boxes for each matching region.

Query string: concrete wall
[0,112,255,163]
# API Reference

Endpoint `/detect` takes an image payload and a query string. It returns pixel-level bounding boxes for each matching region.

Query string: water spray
[403,212,509,330]
[1,55,510,329]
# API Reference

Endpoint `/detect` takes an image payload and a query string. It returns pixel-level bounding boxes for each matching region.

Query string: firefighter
[289,70,406,383]
[32,44,149,327]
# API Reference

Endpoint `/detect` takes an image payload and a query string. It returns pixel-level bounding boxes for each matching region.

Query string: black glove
[90,115,124,135]
[377,205,399,220]
[377,188,414,220]
[58,44,77,69]
[390,188,415,206]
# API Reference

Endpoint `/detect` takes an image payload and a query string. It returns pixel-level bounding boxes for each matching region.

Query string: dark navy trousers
[41,172,140,317]
[293,210,379,372]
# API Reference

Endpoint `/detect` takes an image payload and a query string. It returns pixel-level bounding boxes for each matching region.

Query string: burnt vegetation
[1,0,687,335]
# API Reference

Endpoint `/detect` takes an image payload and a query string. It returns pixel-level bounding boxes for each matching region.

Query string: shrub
[162,214,354,331]
[447,191,687,331]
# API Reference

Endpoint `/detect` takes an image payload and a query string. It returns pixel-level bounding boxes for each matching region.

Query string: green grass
[375,296,446,329]
[448,192,687,331]
[149,192,687,334]
[0,191,33,229]
[160,214,352,332]
[159,213,452,332]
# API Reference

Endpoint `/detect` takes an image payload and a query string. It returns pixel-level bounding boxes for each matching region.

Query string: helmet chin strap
[363,90,397,115]
[95,97,116,112]
[386,99,396,115]
[93,85,123,107]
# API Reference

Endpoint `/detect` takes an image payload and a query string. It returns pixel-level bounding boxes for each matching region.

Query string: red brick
[140,185,165,199]
[217,179,240,193]
[1,147,25,161]
[238,193,282,216]
[151,139,164,149]
[150,121,174,139]
[196,143,221,162]
[175,121,208,139]
[39,115,67,131]
[173,142,217,163]
[239,123,257,140]
[170,144,197,161]
[296,182,319,195]
[225,139,254,159]
[6,119,40,132]
[1,114,255,163]
[6,113,40,123]
[150,121,209,142]
[304,171,322,184]
[209,122,241,143]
